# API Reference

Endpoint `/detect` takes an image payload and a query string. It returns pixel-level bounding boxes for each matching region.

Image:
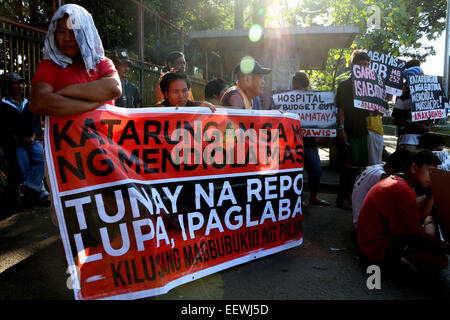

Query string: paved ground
[0,133,448,300]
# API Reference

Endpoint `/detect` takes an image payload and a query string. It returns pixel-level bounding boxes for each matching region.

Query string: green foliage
[1,0,447,89]
[1,0,235,69]
[287,0,447,90]
[0,0,53,29]
[142,0,235,70]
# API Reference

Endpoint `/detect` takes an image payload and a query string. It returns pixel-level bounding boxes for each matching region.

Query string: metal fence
[117,56,207,107]
[0,17,46,99]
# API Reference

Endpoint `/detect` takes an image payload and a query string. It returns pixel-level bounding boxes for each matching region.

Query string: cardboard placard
[273,90,337,137]
[368,50,406,96]
[407,74,447,122]
[430,167,450,242]
[352,65,389,116]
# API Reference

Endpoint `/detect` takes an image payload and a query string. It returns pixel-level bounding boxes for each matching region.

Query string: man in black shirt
[335,50,371,210]
[112,48,142,108]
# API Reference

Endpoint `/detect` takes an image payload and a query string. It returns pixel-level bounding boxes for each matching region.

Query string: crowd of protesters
[0,3,448,275]
[335,51,450,273]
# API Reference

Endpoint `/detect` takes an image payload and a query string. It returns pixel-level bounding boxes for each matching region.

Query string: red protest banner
[45,106,304,300]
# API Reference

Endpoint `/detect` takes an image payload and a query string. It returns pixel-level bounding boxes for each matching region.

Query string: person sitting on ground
[155,51,194,104]
[153,71,215,112]
[205,78,230,106]
[357,149,450,272]
[418,133,445,152]
[112,48,141,108]
[352,148,411,226]
[0,73,49,205]
[291,71,329,207]
[220,58,271,110]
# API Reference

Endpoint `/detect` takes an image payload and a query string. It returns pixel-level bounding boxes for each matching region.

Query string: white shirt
[352,164,386,225]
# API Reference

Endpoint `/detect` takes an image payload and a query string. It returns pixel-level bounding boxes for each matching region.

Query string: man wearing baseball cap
[0,73,49,205]
[112,48,141,108]
[220,56,271,109]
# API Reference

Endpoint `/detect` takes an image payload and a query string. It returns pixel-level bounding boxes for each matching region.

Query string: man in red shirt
[357,149,450,272]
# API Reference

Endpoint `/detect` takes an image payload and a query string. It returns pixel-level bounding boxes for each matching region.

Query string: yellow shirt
[366,115,384,136]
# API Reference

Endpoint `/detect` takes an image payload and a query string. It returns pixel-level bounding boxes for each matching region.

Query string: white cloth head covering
[43,4,104,75]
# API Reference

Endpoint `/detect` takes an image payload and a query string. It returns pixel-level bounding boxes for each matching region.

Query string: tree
[4,0,444,90]
[0,0,53,29]
[284,0,447,90]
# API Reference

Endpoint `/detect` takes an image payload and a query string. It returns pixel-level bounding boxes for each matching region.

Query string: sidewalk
[0,132,448,300]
